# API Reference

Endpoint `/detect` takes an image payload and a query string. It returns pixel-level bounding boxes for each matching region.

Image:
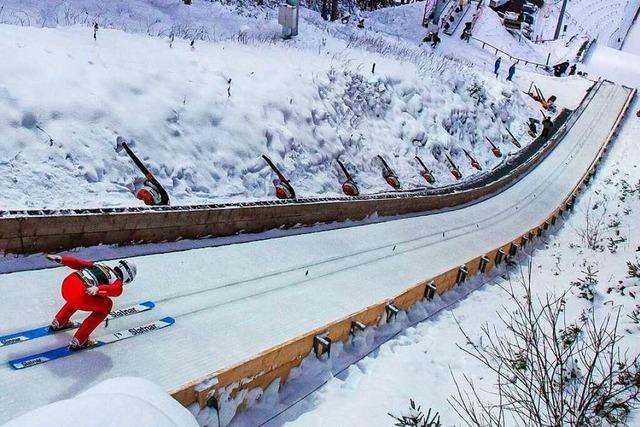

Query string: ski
[107,300,155,320]
[9,317,175,370]
[0,301,155,348]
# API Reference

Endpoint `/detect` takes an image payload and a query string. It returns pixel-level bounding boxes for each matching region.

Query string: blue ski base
[9,316,175,370]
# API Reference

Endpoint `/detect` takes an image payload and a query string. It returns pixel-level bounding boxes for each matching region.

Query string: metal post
[432,0,449,25]
[554,0,568,40]
[286,0,299,36]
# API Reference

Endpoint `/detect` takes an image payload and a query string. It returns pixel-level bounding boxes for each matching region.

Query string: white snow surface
[0,0,281,40]
[0,78,631,425]
[0,4,538,210]
[537,0,640,49]
[585,42,640,89]
[623,14,640,55]
[221,39,640,427]
[0,3,638,426]
[1,377,198,427]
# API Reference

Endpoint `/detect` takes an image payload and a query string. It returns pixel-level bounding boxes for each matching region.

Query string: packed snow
[0,1,542,210]
[538,0,640,49]
[1,377,198,427]
[0,78,630,425]
[623,12,640,54]
[1,1,639,427]
[205,30,640,427]
[0,0,281,40]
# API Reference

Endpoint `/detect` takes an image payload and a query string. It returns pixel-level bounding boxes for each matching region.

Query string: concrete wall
[0,109,574,256]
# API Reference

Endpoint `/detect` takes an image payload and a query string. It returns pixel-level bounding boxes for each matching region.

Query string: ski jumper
[54,256,123,344]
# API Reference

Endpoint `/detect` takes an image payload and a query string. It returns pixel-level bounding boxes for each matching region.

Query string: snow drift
[0,22,536,210]
[1,377,198,427]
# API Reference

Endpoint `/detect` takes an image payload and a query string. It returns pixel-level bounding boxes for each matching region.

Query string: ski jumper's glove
[46,254,62,264]
[86,286,99,296]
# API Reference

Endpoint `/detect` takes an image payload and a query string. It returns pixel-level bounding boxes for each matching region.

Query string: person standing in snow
[507,63,516,81]
[494,57,502,77]
[553,60,570,77]
[541,116,553,139]
[47,255,137,350]
[527,118,539,137]
[569,64,577,75]
[431,33,441,48]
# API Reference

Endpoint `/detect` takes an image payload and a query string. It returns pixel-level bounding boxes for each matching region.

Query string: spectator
[507,63,516,81]
[494,57,502,77]
[569,64,577,75]
[461,28,472,42]
[431,32,441,48]
[541,116,553,138]
[553,60,570,77]
[528,118,539,137]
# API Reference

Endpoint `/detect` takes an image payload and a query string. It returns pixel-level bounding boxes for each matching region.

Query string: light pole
[554,0,569,40]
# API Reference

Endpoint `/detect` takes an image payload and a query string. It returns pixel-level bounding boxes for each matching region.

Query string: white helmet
[115,260,137,284]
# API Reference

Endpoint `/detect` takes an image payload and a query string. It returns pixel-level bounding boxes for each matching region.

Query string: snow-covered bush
[389,400,442,427]
[450,262,640,426]
[575,199,608,251]
[571,265,598,302]
[629,258,640,279]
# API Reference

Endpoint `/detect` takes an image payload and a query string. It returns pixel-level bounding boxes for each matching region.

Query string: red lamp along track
[415,156,435,184]
[336,159,360,197]
[262,155,296,200]
[463,148,482,171]
[485,137,502,158]
[377,155,401,190]
[115,136,170,206]
[445,154,462,180]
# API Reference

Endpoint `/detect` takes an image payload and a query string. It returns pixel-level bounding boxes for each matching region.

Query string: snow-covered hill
[0,11,536,210]
[0,0,280,40]
[2,377,198,427]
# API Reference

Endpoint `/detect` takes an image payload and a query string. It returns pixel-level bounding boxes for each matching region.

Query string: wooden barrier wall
[168,85,636,414]
[0,93,583,256]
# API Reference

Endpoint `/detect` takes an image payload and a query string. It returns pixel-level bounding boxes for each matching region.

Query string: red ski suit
[54,256,123,344]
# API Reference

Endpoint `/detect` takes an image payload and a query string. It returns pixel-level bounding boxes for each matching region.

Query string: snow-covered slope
[0,79,630,426]
[1,377,198,427]
[623,16,640,55]
[224,82,640,427]
[0,21,536,210]
[0,0,280,40]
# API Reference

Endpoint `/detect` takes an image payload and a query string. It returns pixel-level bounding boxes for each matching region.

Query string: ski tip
[10,355,51,370]
[141,301,156,309]
[160,317,176,325]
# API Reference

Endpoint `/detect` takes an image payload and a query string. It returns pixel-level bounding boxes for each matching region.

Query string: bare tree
[449,260,640,426]
[628,257,640,279]
[575,198,608,251]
